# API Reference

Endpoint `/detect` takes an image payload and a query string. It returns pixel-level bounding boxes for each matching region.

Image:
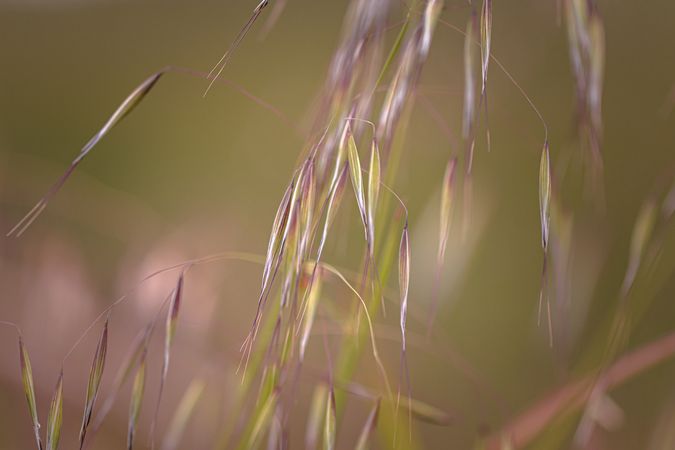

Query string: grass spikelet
[298,159,316,259]
[367,138,381,255]
[166,275,184,347]
[161,379,205,450]
[93,326,151,434]
[538,141,553,345]
[399,223,410,353]
[346,128,369,242]
[539,141,552,251]
[46,371,64,450]
[262,183,293,296]
[204,0,269,96]
[354,399,380,450]
[150,274,185,447]
[480,0,493,95]
[127,348,147,450]
[78,319,109,450]
[7,71,163,237]
[19,337,42,450]
[323,388,336,450]
[396,222,412,440]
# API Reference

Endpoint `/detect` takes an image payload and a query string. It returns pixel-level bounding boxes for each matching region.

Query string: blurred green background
[1,0,675,449]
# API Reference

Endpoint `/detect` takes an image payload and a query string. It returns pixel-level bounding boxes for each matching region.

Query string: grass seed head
[46,371,64,450]
[79,320,109,449]
[539,141,552,251]
[19,338,42,450]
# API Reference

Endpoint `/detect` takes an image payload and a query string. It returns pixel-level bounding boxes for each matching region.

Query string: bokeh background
[1,0,675,449]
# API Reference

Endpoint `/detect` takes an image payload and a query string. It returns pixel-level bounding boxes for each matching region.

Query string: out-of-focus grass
[1,1,675,449]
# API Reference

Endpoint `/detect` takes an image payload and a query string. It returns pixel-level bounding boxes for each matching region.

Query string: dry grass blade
[161,379,205,450]
[346,128,369,242]
[354,399,380,450]
[127,349,147,450]
[323,389,336,450]
[539,141,551,251]
[7,71,163,237]
[79,320,109,450]
[367,138,381,255]
[204,0,269,96]
[46,371,64,450]
[19,338,42,450]
[480,0,493,95]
